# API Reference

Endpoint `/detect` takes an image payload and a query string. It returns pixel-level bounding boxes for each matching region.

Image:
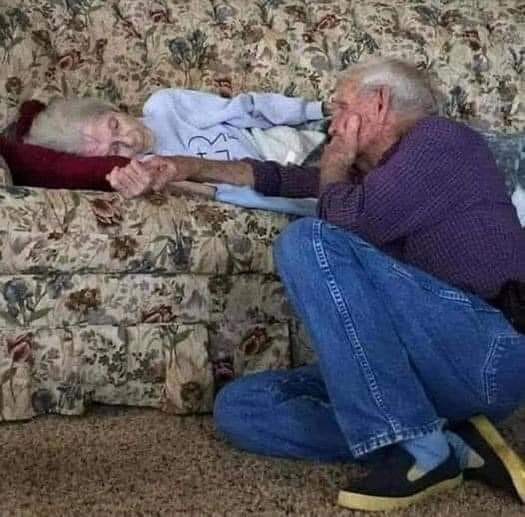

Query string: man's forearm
[168,156,255,187]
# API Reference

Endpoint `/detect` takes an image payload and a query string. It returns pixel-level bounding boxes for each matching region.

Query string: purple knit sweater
[249,116,525,299]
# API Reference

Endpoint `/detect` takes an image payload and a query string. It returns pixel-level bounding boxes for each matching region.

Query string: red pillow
[0,99,130,191]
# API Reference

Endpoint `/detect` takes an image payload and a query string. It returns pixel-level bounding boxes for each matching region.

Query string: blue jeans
[214,218,525,461]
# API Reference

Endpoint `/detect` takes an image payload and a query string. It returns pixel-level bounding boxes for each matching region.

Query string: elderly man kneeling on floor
[113,57,525,513]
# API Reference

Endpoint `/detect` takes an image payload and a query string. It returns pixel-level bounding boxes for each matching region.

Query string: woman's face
[81,111,155,157]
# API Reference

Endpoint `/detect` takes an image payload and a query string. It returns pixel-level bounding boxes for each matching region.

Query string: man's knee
[214,370,293,446]
[213,380,246,441]
[214,373,272,444]
[274,217,317,275]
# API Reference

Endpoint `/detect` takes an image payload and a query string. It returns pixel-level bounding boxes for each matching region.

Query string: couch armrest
[0,154,13,187]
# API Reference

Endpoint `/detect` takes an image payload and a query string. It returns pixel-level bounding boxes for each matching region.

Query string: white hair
[24,97,116,154]
[339,58,440,122]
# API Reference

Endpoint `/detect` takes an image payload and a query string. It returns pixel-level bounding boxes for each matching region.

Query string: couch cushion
[0,187,291,275]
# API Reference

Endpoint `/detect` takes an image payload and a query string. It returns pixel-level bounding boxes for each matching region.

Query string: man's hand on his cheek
[329,112,360,156]
[319,113,361,190]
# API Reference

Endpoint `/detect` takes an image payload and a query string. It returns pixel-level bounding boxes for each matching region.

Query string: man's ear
[376,86,391,124]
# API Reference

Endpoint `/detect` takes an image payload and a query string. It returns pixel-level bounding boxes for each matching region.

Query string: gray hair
[24,97,116,154]
[339,57,440,122]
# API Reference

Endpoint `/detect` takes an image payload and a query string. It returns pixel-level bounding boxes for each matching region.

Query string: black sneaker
[337,446,462,512]
[451,415,525,503]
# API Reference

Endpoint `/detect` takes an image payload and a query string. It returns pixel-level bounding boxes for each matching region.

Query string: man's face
[328,80,382,151]
[81,111,155,157]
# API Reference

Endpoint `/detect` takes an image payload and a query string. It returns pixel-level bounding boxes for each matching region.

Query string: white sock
[445,430,484,470]
[401,430,450,481]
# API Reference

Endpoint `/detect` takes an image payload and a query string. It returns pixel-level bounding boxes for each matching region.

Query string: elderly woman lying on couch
[21,88,329,215]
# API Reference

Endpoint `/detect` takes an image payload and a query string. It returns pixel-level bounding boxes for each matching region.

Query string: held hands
[319,112,361,190]
[106,156,189,198]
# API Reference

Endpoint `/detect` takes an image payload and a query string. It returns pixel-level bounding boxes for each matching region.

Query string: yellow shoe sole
[470,414,525,504]
[337,474,463,512]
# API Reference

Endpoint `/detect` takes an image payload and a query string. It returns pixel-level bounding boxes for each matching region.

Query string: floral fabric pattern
[1,0,523,131]
[0,156,11,187]
[1,0,524,421]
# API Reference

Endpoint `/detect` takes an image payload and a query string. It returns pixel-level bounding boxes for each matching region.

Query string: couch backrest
[1,0,523,132]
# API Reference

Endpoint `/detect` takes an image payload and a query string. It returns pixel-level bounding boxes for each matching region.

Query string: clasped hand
[106,156,187,198]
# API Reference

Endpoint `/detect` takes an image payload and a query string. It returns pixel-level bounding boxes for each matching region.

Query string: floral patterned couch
[0,0,523,422]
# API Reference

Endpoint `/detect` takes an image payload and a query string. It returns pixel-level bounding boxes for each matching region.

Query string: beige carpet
[1,405,524,516]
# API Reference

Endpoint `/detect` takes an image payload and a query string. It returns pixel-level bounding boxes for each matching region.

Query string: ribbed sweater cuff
[306,101,323,121]
[244,158,281,196]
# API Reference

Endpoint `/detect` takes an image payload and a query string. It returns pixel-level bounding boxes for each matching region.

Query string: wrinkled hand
[106,159,153,198]
[320,112,361,188]
[106,158,168,198]
[106,156,186,198]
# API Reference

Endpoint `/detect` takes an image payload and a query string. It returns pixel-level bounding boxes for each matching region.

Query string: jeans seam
[482,334,520,406]
[350,419,444,457]
[311,219,401,434]
[391,264,471,305]
[482,336,499,405]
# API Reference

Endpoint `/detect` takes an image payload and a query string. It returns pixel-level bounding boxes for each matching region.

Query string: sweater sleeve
[144,89,323,130]
[318,118,474,247]
[246,158,320,198]
[0,137,126,191]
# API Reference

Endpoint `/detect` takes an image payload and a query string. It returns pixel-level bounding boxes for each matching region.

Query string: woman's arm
[144,89,324,130]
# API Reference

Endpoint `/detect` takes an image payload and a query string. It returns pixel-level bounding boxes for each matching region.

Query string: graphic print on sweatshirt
[187,132,240,159]
[142,88,324,161]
